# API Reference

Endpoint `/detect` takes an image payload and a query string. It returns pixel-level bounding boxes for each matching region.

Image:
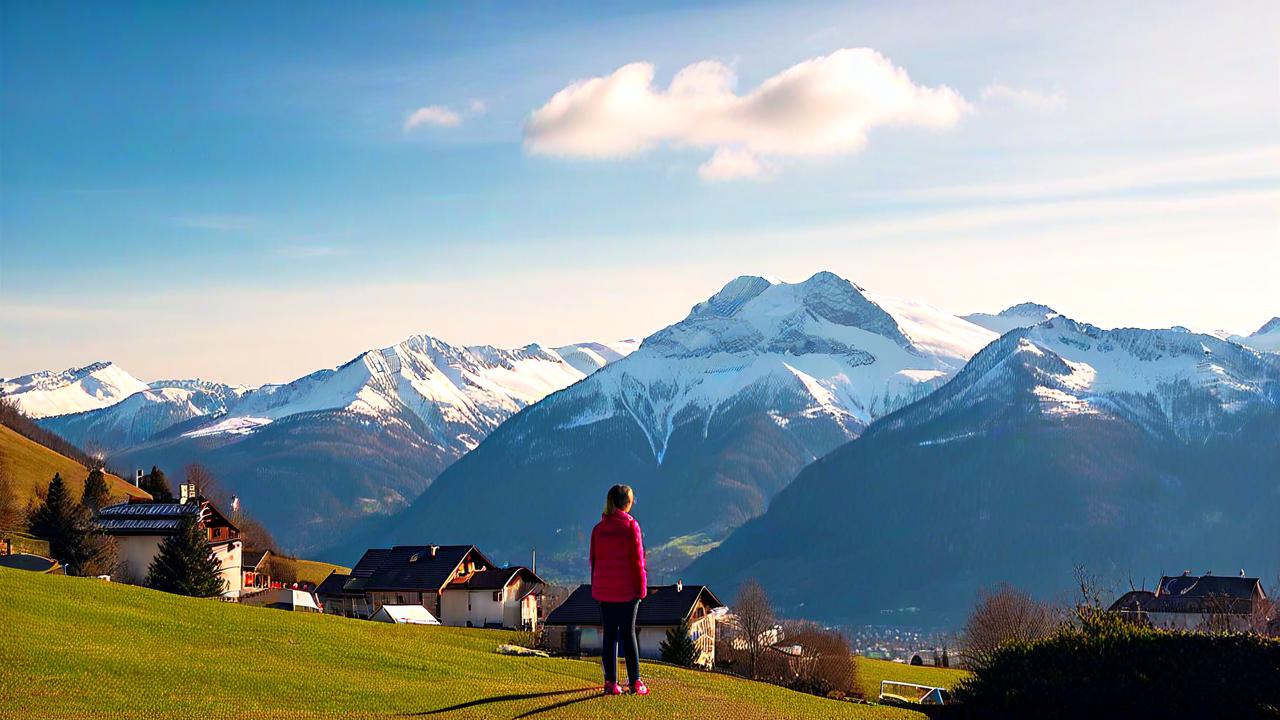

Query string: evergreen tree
[145,515,225,597]
[81,468,110,510]
[28,473,93,571]
[140,465,174,501]
[659,617,700,667]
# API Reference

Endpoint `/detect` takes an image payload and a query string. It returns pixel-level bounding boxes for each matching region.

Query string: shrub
[951,612,1280,719]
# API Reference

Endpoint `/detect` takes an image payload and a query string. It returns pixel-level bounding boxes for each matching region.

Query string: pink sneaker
[603,682,623,696]
[631,680,649,696]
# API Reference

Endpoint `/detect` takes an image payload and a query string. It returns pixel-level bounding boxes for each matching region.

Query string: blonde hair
[604,484,634,515]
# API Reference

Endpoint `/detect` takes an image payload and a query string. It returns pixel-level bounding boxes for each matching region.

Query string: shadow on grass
[511,692,602,719]
[403,687,598,716]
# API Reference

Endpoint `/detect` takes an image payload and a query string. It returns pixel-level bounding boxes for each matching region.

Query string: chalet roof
[1156,574,1264,600]
[348,545,494,592]
[545,584,724,627]
[242,550,271,571]
[95,501,201,534]
[1110,589,1257,615]
[315,572,356,597]
[461,566,544,590]
[96,498,239,536]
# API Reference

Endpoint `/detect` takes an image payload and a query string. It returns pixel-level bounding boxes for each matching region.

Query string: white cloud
[980,82,1065,109]
[404,105,462,130]
[524,48,969,175]
[469,99,488,115]
[698,147,767,182]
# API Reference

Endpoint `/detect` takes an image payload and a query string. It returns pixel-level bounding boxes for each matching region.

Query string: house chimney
[1182,570,1191,576]
[230,496,240,514]
[676,579,683,593]
[429,545,439,557]
[1240,569,1246,577]
[179,483,196,505]
[135,469,144,487]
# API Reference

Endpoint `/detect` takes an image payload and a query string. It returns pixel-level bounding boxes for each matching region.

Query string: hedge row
[950,614,1280,719]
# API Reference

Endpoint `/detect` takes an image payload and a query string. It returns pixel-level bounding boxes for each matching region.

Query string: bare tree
[776,620,858,698]
[730,578,777,679]
[960,584,1059,670]
[183,463,226,503]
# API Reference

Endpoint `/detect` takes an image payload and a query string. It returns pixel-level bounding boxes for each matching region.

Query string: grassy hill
[0,568,926,719]
[854,657,969,700]
[0,424,150,514]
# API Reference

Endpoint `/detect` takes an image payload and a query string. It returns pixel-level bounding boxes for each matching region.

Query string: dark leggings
[599,599,641,685]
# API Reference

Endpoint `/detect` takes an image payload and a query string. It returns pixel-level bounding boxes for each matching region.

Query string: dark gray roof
[350,545,493,592]
[242,550,270,570]
[1157,574,1263,600]
[315,572,355,597]
[462,566,544,590]
[0,553,59,572]
[95,501,201,535]
[1110,588,1258,615]
[545,584,724,627]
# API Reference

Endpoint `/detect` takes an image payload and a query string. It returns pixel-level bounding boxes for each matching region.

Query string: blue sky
[2,0,1277,384]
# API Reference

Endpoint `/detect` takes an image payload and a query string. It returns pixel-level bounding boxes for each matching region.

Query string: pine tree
[28,473,94,571]
[81,468,110,510]
[140,465,174,501]
[145,515,225,597]
[659,617,700,667]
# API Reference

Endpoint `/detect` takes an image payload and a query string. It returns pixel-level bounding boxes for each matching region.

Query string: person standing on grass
[590,484,649,696]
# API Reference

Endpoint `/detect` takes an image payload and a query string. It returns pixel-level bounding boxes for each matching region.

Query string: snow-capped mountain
[80,334,633,553]
[689,319,1280,623]
[0,362,149,419]
[962,302,1059,335]
[1230,316,1280,353]
[874,317,1280,441]
[553,340,642,376]
[42,380,247,453]
[373,272,998,574]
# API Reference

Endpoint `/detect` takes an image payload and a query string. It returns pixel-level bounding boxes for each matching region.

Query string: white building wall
[112,535,241,598]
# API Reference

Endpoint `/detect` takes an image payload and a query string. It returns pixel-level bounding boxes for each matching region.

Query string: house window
[396,594,405,604]
[493,591,501,602]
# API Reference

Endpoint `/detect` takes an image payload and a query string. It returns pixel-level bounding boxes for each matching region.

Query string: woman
[589,484,649,696]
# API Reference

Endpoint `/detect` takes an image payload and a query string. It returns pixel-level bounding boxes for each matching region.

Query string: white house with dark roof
[315,544,544,629]
[1109,571,1269,631]
[543,583,725,667]
[95,483,243,598]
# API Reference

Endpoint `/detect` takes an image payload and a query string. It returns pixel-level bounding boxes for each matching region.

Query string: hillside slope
[0,425,149,513]
[0,569,918,720]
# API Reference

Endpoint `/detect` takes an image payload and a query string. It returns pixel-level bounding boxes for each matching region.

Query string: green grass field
[0,568,927,719]
[853,657,969,701]
[0,425,149,510]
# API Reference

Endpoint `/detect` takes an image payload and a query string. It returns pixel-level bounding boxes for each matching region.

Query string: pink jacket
[589,510,648,602]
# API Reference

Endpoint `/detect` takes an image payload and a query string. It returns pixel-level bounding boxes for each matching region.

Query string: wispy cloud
[524,48,969,178]
[980,82,1065,110]
[698,147,768,182]
[404,105,462,130]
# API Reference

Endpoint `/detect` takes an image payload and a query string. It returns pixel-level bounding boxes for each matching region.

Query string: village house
[241,549,272,592]
[315,544,544,629]
[1109,571,1270,631]
[543,582,725,668]
[95,483,243,598]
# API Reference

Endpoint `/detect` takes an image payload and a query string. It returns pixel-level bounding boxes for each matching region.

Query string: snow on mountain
[201,335,602,447]
[560,272,998,456]
[41,379,246,453]
[872,316,1280,442]
[1230,316,1280,353]
[381,272,1000,576]
[962,301,1059,335]
[552,340,641,375]
[0,362,149,419]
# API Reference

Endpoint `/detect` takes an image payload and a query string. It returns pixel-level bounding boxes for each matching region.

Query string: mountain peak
[693,275,779,318]
[1252,317,1280,337]
[999,301,1058,318]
